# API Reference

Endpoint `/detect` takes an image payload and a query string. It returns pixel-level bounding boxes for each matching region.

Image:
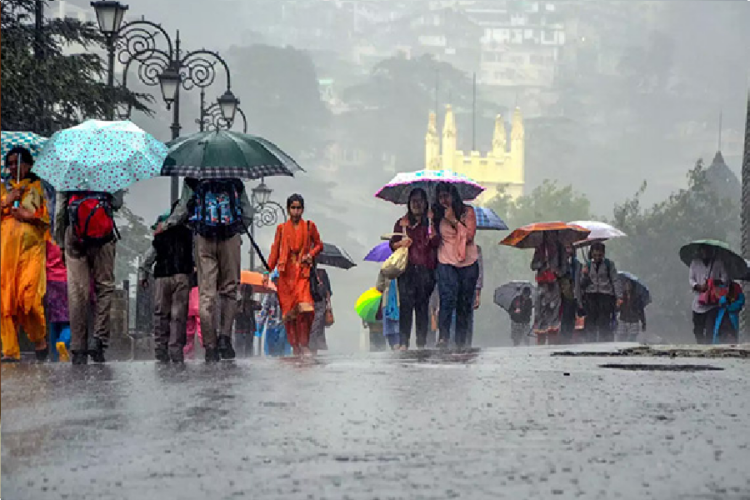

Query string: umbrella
[375,169,484,204]
[618,271,652,306]
[473,205,508,230]
[162,130,303,180]
[240,270,277,294]
[679,240,749,281]
[494,281,536,312]
[33,120,167,193]
[500,222,590,249]
[742,260,750,282]
[355,288,382,323]
[569,220,626,246]
[1,131,48,164]
[317,243,356,270]
[364,241,392,263]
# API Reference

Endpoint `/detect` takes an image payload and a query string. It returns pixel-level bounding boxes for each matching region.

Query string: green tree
[609,160,741,340]
[1,0,150,135]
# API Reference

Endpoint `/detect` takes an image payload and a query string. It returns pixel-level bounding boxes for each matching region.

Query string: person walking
[509,286,533,347]
[433,182,479,350]
[235,284,261,356]
[267,194,324,357]
[45,239,71,361]
[256,271,291,357]
[183,273,202,359]
[139,209,194,363]
[689,245,729,344]
[531,232,564,345]
[559,244,581,344]
[713,280,745,344]
[159,177,254,362]
[376,269,400,350]
[389,188,439,350]
[581,242,622,342]
[309,268,333,355]
[616,280,646,342]
[1,147,50,362]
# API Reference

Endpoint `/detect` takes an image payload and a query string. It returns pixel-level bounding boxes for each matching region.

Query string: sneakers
[89,339,106,364]
[218,335,236,360]
[205,348,220,363]
[72,351,88,365]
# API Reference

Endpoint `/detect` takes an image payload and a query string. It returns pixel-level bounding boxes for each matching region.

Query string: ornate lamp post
[249,180,286,271]
[741,92,750,340]
[197,101,249,133]
[91,1,238,203]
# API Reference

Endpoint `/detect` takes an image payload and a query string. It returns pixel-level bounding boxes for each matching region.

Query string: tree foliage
[1,0,150,135]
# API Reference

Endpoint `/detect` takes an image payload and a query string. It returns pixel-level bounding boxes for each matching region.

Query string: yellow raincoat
[1,177,50,359]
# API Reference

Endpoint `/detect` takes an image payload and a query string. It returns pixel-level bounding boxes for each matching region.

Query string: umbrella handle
[244,226,271,272]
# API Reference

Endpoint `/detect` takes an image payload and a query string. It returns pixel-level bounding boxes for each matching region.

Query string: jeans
[585,293,616,342]
[437,262,479,347]
[397,264,436,348]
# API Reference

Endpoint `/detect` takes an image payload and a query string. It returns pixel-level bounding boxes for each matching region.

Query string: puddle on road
[599,363,724,372]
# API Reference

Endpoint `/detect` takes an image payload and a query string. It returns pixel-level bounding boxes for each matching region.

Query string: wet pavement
[2,345,750,500]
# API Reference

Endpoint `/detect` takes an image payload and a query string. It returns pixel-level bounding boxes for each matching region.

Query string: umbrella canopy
[494,281,536,312]
[500,222,590,249]
[473,205,508,231]
[742,260,750,282]
[618,271,652,306]
[364,241,392,263]
[1,131,48,165]
[355,288,382,323]
[33,120,167,193]
[240,270,277,294]
[679,240,749,281]
[317,243,356,270]
[375,169,484,204]
[569,220,626,246]
[162,130,303,180]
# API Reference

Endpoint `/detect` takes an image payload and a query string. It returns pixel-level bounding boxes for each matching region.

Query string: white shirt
[689,258,728,313]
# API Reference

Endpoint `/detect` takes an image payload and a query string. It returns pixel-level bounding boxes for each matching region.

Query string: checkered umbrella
[472,205,508,230]
[1,131,48,177]
[162,130,304,180]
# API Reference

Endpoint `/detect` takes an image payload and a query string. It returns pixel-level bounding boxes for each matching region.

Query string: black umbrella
[317,243,356,270]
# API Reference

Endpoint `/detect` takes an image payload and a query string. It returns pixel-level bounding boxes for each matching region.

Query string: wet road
[2,345,750,500]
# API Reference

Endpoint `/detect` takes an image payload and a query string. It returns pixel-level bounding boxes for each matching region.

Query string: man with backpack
[54,190,123,365]
[159,178,254,363]
[580,242,622,342]
[138,208,194,363]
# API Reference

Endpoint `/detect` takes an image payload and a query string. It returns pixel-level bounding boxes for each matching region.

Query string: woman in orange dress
[1,147,50,362]
[267,194,323,356]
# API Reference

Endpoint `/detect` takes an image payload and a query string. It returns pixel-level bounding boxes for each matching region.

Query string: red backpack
[67,192,119,246]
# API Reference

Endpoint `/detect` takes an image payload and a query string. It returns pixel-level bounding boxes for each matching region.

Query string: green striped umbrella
[679,239,749,280]
[162,130,304,180]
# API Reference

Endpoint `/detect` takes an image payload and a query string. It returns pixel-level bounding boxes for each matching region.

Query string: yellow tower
[425,105,525,204]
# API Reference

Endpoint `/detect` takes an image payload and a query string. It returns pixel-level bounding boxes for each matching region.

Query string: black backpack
[188,179,245,239]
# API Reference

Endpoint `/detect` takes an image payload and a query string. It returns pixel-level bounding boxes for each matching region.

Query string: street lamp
[91,0,128,36]
[93,10,236,204]
[217,89,239,124]
[197,97,248,134]
[248,180,286,271]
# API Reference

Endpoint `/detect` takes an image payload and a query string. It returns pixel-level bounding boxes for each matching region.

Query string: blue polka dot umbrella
[375,169,485,204]
[32,120,168,193]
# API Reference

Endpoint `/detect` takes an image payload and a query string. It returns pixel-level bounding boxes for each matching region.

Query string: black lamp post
[91,0,237,203]
[248,180,285,271]
[197,96,248,133]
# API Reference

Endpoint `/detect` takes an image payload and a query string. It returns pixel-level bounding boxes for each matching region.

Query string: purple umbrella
[364,241,392,262]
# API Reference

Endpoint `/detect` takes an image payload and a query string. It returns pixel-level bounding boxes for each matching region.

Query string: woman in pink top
[433,182,479,350]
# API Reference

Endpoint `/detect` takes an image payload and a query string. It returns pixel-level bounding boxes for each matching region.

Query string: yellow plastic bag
[381,246,408,279]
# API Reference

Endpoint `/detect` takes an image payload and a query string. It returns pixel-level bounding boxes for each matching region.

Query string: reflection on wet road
[2,347,750,499]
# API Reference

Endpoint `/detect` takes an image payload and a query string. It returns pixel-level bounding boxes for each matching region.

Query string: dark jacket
[138,225,194,281]
[619,292,646,326]
[509,296,533,324]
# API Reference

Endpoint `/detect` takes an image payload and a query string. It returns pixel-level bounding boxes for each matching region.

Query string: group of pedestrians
[371,183,481,351]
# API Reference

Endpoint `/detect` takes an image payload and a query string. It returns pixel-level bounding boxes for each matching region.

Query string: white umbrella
[569,220,626,246]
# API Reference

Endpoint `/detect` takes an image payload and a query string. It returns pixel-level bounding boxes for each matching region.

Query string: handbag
[535,269,556,284]
[381,226,409,279]
[325,301,335,327]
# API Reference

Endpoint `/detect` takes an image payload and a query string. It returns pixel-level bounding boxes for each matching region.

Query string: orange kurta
[268,219,323,322]
[1,177,50,359]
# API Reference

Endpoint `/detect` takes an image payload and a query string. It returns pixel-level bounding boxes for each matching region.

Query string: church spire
[491,114,507,156]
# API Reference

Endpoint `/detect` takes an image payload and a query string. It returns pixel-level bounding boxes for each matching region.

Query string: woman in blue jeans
[433,183,479,350]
